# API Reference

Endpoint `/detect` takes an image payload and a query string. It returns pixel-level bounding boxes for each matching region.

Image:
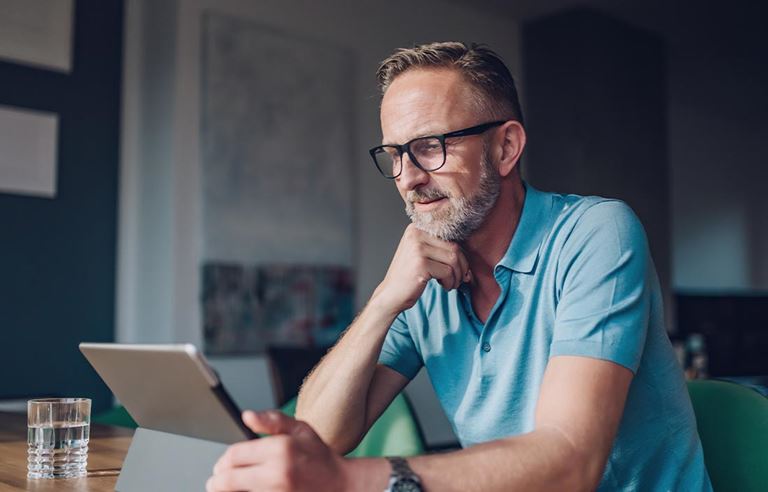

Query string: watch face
[393,478,422,492]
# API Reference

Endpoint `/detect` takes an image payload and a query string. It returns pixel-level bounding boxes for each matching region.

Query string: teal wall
[0,0,123,412]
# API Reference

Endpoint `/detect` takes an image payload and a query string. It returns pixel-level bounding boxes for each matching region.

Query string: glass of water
[27,398,91,479]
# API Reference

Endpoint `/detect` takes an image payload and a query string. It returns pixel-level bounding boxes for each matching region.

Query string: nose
[397,152,430,191]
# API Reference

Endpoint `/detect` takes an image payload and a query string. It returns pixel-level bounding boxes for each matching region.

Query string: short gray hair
[376,41,524,124]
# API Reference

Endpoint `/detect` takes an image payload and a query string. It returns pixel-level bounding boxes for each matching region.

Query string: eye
[411,138,442,155]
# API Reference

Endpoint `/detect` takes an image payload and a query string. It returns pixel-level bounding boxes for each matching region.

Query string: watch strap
[388,457,414,477]
[384,456,422,492]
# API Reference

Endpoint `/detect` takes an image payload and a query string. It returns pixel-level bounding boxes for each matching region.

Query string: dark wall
[667,1,768,290]
[522,9,671,324]
[0,0,123,411]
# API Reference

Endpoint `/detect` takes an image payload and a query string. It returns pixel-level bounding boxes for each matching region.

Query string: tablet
[80,343,257,444]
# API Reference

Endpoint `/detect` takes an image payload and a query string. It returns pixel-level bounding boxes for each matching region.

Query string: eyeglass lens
[373,137,444,178]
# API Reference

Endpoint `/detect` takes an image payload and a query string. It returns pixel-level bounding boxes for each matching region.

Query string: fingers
[427,247,471,289]
[213,435,288,473]
[424,258,457,291]
[207,465,262,492]
[215,411,317,474]
[242,410,299,436]
[378,225,472,314]
[412,239,469,290]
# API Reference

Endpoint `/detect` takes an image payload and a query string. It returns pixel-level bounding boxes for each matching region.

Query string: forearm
[296,297,397,453]
[345,428,599,492]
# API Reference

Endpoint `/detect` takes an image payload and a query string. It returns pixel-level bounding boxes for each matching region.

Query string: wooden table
[0,412,133,491]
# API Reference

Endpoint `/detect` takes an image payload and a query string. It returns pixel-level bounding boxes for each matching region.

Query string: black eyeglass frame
[368,120,507,179]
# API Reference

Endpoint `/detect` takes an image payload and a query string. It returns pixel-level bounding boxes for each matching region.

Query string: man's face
[380,68,500,242]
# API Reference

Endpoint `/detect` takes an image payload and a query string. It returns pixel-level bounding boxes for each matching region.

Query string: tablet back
[80,343,254,444]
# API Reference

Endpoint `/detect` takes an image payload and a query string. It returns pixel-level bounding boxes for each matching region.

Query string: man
[207,42,712,491]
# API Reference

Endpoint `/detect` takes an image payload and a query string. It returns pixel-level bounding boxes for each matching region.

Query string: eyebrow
[382,126,449,146]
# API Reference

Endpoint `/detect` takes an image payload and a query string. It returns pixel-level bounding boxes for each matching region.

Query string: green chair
[282,393,426,457]
[91,405,138,429]
[687,379,768,492]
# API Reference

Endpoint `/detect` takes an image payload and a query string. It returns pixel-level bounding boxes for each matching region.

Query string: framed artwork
[202,263,354,355]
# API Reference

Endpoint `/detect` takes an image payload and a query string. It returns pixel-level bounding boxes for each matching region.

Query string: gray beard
[405,150,501,242]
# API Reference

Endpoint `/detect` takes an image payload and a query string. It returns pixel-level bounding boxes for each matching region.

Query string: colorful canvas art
[202,263,354,355]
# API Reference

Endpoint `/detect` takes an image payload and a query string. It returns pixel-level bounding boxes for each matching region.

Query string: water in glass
[27,398,90,479]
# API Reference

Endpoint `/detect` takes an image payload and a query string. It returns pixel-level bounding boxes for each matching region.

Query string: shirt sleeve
[549,200,652,373]
[378,311,423,380]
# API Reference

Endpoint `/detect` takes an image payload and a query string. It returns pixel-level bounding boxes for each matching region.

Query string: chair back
[687,379,768,491]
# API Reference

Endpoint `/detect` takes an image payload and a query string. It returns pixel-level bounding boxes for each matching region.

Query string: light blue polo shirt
[379,183,712,491]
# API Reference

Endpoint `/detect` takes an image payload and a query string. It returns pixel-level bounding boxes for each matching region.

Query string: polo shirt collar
[497,182,553,274]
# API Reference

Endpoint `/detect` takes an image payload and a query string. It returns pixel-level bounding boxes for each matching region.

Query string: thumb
[242,410,303,436]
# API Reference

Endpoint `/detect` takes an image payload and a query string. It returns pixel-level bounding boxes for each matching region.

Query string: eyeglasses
[369,120,506,179]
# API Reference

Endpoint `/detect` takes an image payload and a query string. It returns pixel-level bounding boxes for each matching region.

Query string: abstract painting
[202,263,354,355]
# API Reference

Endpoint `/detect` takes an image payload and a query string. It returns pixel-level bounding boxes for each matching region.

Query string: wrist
[341,458,390,492]
[368,284,404,320]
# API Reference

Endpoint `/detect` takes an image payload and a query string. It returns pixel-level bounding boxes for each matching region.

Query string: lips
[416,197,445,205]
[406,189,449,211]
[412,197,447,211]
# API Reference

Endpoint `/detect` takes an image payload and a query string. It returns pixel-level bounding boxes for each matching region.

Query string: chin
[411,218,467,242]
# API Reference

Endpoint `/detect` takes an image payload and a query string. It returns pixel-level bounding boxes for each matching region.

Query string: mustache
[406,187,449,204]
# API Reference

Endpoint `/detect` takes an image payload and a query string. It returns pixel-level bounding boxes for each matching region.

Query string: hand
[206,410,349,492]
[373,224,471,316]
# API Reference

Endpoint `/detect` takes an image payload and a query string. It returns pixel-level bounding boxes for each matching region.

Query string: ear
[495,120,526,178]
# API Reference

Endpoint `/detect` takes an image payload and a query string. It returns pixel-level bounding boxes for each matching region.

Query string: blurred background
[1,0,766,449]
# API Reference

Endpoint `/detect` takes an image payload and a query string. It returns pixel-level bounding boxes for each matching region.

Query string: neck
[462,178,526,287]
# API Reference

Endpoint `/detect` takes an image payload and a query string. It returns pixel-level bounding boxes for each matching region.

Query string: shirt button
[482,342,491,353]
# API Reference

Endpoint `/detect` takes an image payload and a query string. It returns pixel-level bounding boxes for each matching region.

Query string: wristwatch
[384,456,423,492]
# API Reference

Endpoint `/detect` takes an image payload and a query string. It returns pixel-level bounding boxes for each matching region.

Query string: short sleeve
[550,201,651,373]
[378,311,423,380]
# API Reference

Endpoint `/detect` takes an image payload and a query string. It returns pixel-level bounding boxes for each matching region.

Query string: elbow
[294,393,366,455]
[561,447,608,492]
[328,437,360,456]
[294,410,363,456]
[543,428,607,492]
[316,430,363,456]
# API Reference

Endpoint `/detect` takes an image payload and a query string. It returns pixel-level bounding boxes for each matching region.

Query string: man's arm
[345,355,633,492]
[295,306,410,453]
[208,354,632,492]
[296,225,469,453]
